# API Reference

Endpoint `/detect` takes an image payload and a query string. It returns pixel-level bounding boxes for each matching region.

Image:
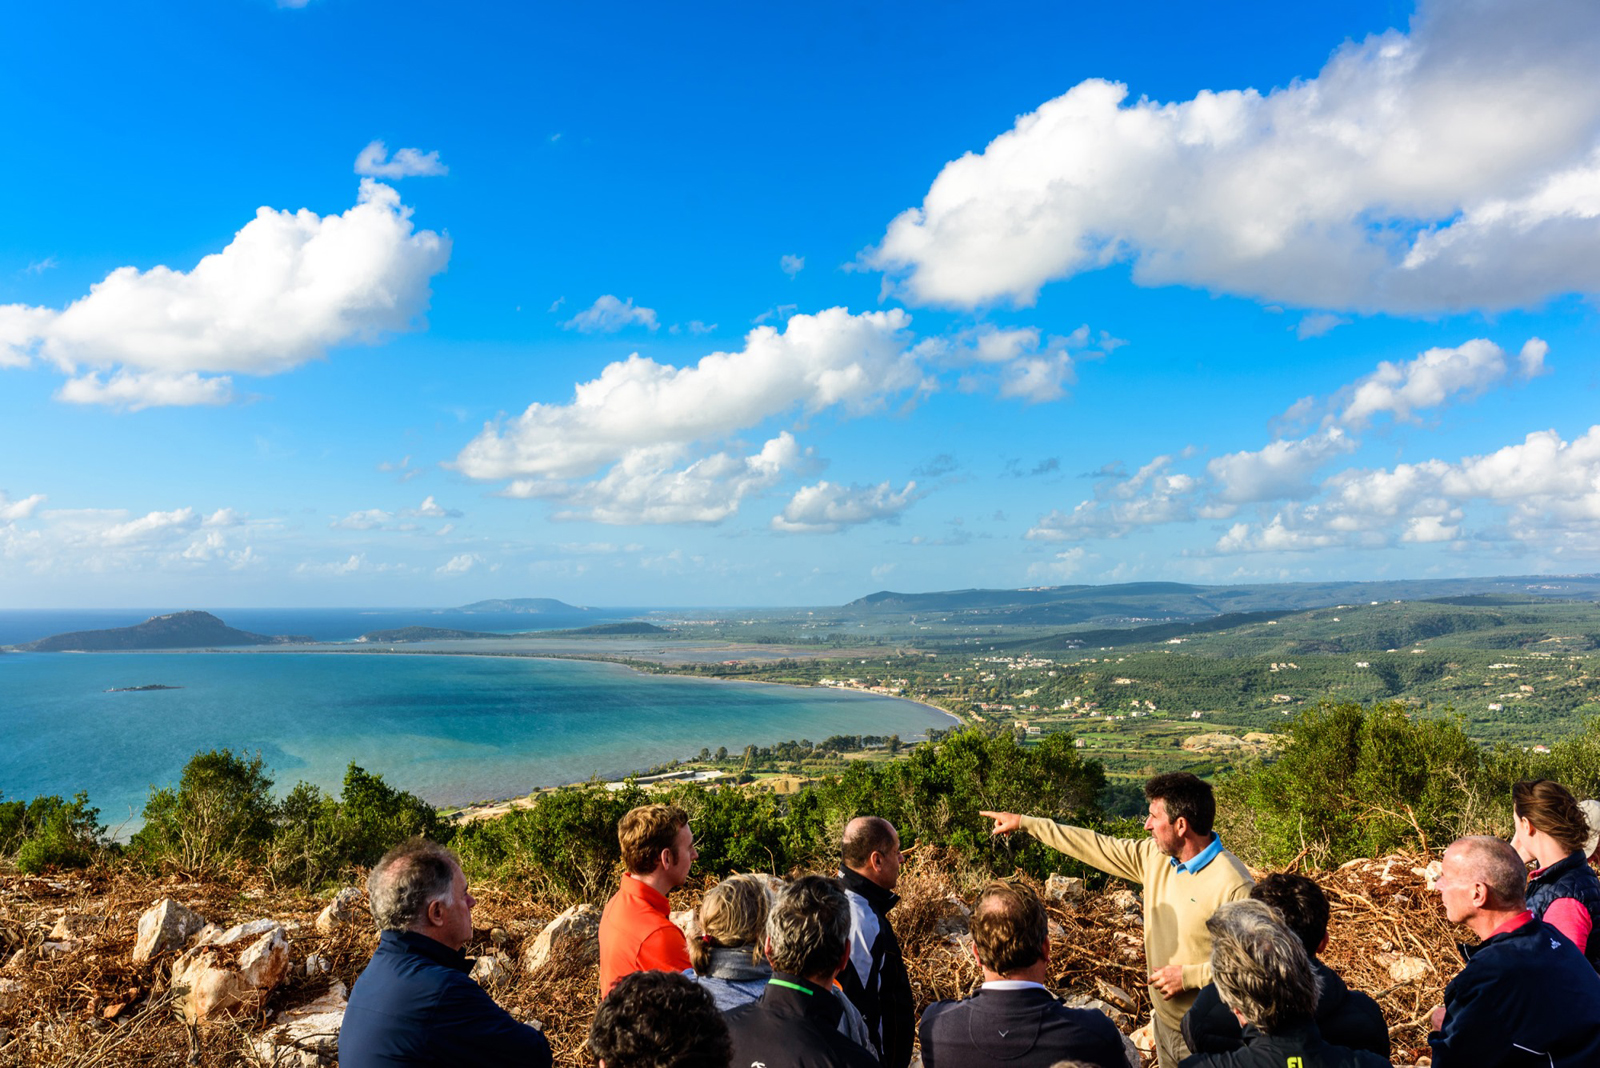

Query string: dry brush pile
[0,852,1462,1067]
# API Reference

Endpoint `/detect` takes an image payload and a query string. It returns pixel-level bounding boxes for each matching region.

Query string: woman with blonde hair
[691,874,774,1011]
[1512,778,1600,969]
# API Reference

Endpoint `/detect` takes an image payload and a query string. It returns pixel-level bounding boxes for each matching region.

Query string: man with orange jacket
[598,803,698,997]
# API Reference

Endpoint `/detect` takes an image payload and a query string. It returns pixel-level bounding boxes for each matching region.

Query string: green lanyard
[767,978,814,995]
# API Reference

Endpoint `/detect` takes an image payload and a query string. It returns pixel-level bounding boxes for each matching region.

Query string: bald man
[838,816,913,1068]
[1429,835,1600,1068]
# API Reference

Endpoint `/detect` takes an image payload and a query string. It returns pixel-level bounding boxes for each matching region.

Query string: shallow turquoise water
[0,651,955,824]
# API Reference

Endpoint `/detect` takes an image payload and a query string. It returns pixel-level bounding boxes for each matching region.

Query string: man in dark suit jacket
[920,880,1127,1068]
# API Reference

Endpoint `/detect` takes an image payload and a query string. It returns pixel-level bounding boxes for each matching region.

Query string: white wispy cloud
[0,181,450,407]
[405,496,462,519]
[437,553,479,575]
[354,140,448,179]
[1032,336,1553,543]
[771,479,922,534]
[868,0,1600,315]
[562,295,659,333]
[781,254,805,278]
[1028,456,1199,541]
[0,503,264,575]
[917,321,1122,404]
[0,492,46,523]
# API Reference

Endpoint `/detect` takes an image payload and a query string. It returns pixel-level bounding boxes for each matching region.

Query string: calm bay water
[0,649,955,826]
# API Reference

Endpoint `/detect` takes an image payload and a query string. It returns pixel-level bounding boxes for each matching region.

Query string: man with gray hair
[1428,835,1600,1068]
[724,874,877,1068]
[1179,900,1387,1067]
[340,839,552,1068]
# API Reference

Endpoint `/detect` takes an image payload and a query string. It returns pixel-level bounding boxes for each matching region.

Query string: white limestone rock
[471,953,512,994]
[521,904,600,972]
[171,921,290,1023]
[250,982,347,1066]
[315,888,365,936]
[133,898,206,963]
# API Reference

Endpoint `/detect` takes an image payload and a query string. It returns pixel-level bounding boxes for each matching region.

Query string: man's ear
[1172,815,1190,838]
[1317,933,1330,956]
[835,943,853,980]
[1039,938,1051,966]
[425,896,447,928]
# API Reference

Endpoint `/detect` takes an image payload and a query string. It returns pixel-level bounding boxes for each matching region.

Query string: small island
[105,684,184,692]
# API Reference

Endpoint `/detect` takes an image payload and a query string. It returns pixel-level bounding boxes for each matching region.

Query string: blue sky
[3,0,1599,608]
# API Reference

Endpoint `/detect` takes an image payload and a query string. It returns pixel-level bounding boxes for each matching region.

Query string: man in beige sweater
[982,772,1252,1068]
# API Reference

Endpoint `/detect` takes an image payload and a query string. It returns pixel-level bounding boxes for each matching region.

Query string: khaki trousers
[1154,1015,1191,1068]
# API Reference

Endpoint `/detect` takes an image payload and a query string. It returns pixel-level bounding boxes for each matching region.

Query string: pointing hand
[979,810,1022,835]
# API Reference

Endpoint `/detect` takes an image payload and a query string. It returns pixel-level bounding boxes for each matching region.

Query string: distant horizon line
[4,570,1599,613]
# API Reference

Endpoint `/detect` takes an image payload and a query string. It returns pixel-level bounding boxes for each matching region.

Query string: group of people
[332,772,1600,1068]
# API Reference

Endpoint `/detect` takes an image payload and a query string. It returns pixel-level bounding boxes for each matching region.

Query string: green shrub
[269,764,447,889]
[1217,701,1489,867]
[131,749,276,874]
[0,792,106,873]
[454,781,648,901]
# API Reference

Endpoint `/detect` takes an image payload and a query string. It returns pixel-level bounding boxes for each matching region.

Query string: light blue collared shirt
[1170,832,1223,874]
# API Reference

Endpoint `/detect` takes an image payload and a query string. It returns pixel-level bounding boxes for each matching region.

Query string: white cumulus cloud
[1214,425,1600,554]
[771,479,922,534]
[456,307,918,481]
[1339,338,1548,427]
[508,434,804,525]
[0,180,450,407]
[562,295,659,334]
[867,0,1600,314]
[354,140,448,179]
[1207,428,1358,504]
[437,553,479,575]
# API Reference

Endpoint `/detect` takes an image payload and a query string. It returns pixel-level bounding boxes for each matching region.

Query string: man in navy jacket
[340,839,552,1068]
[1429,836,1600,1068]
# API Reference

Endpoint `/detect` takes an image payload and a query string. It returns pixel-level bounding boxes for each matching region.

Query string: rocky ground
[0,852,1458,1066]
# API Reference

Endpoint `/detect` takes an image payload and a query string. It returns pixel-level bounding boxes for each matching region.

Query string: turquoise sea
[0,650,956,827]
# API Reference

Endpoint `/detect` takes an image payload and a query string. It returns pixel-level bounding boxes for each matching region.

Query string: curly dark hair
[589,970,731,1068]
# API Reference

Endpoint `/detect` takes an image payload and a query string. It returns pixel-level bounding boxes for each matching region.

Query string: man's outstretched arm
[980,810,1147,884]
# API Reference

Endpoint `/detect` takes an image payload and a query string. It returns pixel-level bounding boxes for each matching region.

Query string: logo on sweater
[1287,1059,1303,1068]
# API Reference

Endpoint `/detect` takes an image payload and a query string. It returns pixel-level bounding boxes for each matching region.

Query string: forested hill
[12,610,311,651]
[843,575,1600,626]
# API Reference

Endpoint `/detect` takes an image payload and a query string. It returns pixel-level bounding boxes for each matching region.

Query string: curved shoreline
[10,643,966,823]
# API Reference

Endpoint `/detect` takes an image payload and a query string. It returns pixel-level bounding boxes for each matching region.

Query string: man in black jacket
[920,880,1127,1068]
[1178,901,1388,1068]
[1428,836,1600,1068]
[725,875,878,1068]
[1182,873,1388,1058]
[838,816,913,1068]
[340,839,552,1068]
